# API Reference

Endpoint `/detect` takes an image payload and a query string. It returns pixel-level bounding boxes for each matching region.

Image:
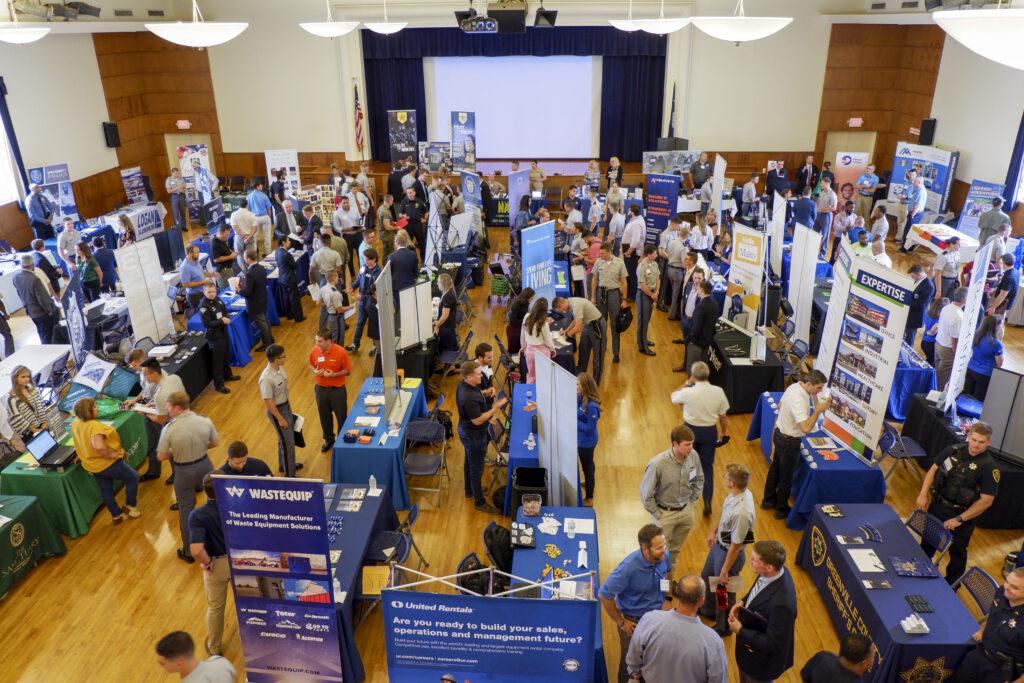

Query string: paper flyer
[75,354,117,392]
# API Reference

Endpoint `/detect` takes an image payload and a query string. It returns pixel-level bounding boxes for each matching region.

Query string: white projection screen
[424,56,601,159]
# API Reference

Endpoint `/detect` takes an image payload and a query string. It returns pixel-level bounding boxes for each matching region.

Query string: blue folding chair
[952,566,999,624]
[906,510,953,566]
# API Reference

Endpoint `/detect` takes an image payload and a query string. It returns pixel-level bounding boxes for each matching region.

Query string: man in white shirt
[984,224,1011,264]
[156,631,235,683]
[606,201,626,256]
[828,202,855,264]
[621,204,646,301]
[700,463,755,635]
[763,370,828,518]
[871,239,892,268]
[868,203,890,242]
[690,222,715,259]
[932,237,962,301]
[56,216,81,270]
[670,361,730,515]
[935,287,966,390]
[814,177,838,256]
[230,198,259,271]
[742,172,759,218]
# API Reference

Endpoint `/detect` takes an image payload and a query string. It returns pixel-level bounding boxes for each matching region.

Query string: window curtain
[1003,108,1024,210]
[0,77,28,193]
[361,27,666,162]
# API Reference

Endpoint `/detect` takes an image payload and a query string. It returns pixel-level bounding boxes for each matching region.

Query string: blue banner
[214,476,344,682]
[450,111,476,173]
[461,171,481,211]
[645,173,679,247]
[508,169,532,232]
[522,221,555,303]
[956,179,1005,238]
[27,162,79,223]
[383,590,596,681]
[885,142,960,214]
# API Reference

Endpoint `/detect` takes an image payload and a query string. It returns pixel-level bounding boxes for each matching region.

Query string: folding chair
[778,339,809,382]
[455,552,493,596]
[905,510,953,566]
[132,336,156,354]
[485,420,509,493]
[37,350,72,403]
[875,422,927,482]
[397,503,429,569]
[437,331,473,384]
[404,420,449,508]
[951,566,999,624]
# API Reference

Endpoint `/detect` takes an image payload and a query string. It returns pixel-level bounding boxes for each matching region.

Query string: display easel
[397,280,434,352]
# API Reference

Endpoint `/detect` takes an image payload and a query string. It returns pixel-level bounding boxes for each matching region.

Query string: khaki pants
[854,194,874,221]
[895,202,909,241]
[652,505,694,565]
[935,343,955,391]
[255,215,272,255]
[204,556,231,655]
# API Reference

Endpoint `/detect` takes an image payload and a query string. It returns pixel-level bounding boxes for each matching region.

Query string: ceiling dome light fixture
[145,0,247,48]
[691,0,792,45]
[364,0,406,35]
[632,0,689,34]
[0,0,49,44]
[608,0,639,31]
[933,4,1024,72]
[300,0,359,38]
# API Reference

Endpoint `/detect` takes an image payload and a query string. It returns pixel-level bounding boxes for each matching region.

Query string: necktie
[287,213,296,230]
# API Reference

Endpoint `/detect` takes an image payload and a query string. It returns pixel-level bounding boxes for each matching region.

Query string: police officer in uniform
[916,422,998,584]
[198,282,240,394]
[953,568,1024,683]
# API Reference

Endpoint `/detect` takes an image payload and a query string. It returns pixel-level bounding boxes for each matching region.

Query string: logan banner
[521,221,556,303]
[886,141,960,214]
[213,476,343,683]
[388,110,418,170]
[450,111,477,173]
[645,173,679,247]
[383,590,595,681]
[956,180,1005,239]
[728,224,765,332]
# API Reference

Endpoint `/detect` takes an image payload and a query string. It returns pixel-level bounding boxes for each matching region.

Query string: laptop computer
[26,430,76,467]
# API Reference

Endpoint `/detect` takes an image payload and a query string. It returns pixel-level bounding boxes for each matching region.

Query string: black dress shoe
[215,385,230,394]
[368,348,377,357]
[177,547,196,564]
[226,374,242,381]
[648,341,655,346]
[639,348,656,356]
[613,355,619,363]
[166,474,175,485]
[294,463,304,472]
[345,344,358,352]
[320,440,332,453]
[656,304,668,312]
[774,508,791,519]
[254,345,268,353]
[672,338,685,344]
[169,502,179,511]
[139,473,160,482]
[672,365,686,372]
[760,500,775,510]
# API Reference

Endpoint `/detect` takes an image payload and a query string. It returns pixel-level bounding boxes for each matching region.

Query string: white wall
[205,0,348,153]
[0,34,118,179]
[930,34,1024,185]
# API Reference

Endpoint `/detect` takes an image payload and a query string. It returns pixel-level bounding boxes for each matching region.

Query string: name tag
[943,457,954,472]
[318,356,325,363]
[660,579,670,593]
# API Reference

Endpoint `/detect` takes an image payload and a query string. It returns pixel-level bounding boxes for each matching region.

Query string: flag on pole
[667,81,676,138]
[354,84,365,155]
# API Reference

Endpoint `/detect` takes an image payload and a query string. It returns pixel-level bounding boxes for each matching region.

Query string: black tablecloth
[157,331,213,400]
[902,393,1024,529]
[810,285,830,355]
[707,340,784,414]
[373,339,437,384]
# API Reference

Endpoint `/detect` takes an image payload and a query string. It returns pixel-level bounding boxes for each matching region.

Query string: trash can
[511,466,547,515]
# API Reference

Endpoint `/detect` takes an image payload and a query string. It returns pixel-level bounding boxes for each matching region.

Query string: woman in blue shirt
[920,297,946,368]
[577,372,601,508]
[964,315,1004,401]
[512,195,532,259]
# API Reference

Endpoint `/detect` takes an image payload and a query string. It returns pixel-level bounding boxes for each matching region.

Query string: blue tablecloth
[780,251,833,297]
[326,484,399,683]
[889,363,936,422]
[554,261,570,298]
[511,506,608,683]
[746,392,886,530]
[185,288,279,367]
[43,224,118,277]
[796,504,977,682]
[330,378,429,511]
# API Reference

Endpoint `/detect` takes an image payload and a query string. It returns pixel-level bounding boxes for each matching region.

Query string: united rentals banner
[645,173,680,247]
[450,111,477,173]
[820,252,913,458]
[728,224,765,333]
[27,163,78,223]
[956,179,1005,239]
[833,152,870,209]
[382,590,595,681]
[521,221,556,303]
[264,149,301,195]
[886,141,960,214]
[944,240,995,409]
[213,476,343,682]
[388,110,418,170]
[177,144,213,221]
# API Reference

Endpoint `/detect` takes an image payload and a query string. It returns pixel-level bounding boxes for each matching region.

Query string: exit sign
[176,120,192,130]
[847,117,863,128]
[909,126,920,135]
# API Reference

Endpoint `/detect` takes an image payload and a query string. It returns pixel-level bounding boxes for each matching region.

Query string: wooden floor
[1,230,1021,682]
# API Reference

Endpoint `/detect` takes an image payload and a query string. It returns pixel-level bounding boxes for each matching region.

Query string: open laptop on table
[26,430,76,467]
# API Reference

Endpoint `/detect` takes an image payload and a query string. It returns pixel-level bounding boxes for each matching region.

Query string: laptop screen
[27,430,57,461]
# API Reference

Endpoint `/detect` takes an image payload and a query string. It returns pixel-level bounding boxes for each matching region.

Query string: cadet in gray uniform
[591,242,629,364]
[700,463,755,634]
[260,345,300,477]
[553,296,605,384]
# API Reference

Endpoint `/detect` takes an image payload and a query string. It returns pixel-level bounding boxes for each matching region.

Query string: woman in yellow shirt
[71,397,141,524]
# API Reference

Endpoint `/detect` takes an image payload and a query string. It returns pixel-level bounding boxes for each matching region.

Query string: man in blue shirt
[246,178,274,256]
[26,183,55,239]
[899,176,928,253]
[791,187,817,230]
[345,248,382,355]
[180,244,214,310]
[598,524,673,683]
[188,473,231,655]
[854,163,879,220]
[217,440,272,477]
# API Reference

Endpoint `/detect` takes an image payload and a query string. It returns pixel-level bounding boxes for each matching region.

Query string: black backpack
[435,409,454,439]
[484,523,513,575]
[456,553,491,596]
[616,306,633,333]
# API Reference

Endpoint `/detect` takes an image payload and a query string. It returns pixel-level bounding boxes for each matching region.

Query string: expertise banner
[383,590,595,681]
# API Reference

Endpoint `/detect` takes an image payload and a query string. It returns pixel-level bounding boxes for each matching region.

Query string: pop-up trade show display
[116,238,173,346]
[264,149,301,194]
[885,141,959,214]
[943,241,994,410]
[727,223,766,334]
[789,223,822,345]
[533,354,581,507]
[398,280,434,351]
[956,180,1005,238]
[797,504,977,682]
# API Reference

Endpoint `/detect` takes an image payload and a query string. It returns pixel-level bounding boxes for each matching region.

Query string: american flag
[354,85,364,153]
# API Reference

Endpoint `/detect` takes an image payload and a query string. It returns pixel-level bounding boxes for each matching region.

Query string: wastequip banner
[388,110,418,170]
[885,141,960,214]
[120,166,147,205]
[27,163,78,223]
[382,590,595,681]
[264,149,301,195]
[833,151,870,209]
[956,179,1006,239]
[820,249,913,458]
[450,111,477,173]
[521,221,556,303]
[645,173,679,247]
[177,144,212,221]
[213,476,343,683]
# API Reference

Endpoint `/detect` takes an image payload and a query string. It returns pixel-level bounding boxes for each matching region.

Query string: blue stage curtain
[361,27,666,162]
[600,56,666,162]
[0,77,28,191]
[363,58,428,169]
[1003,109,1024,209]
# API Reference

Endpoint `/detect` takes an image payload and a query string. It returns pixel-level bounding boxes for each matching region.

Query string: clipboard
[736,606,768,632]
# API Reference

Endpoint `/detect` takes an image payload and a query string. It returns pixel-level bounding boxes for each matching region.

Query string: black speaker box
[102,121,120,148]
[919,118,936,146]
[489,8,526,33]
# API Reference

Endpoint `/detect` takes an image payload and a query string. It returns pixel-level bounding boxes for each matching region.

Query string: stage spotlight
[534,6,557,27]
[455,7,476,24]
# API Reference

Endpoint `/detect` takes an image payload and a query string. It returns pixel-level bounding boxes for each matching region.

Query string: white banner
[533,353,580,507]
[712,154,727,223]
[264,148,301,194]
[728,224,765,332]
[814,242,853,378]
[790,223,822,345]
[770,191,786,277]
[115,238,174,344]
[944,240,995,408]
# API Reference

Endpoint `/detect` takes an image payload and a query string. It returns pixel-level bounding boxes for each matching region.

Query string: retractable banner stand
[120,166,147,205]
[115,238,173,344]
[814,242,853,379]
[944,240,995,408]
[213,476,343,683]
[264,149,301,194]
[60,273,87,366]
[790,223,822,345]
[886,141,960,213]
[712,154,727,220]
[769,191,786,277]
[450,111,477,173]
[27,163,78,222]
[956,180,1006,239]
[177,144,212,220]
[382,590,595,681]
[819,249,913,459]
[645,173,680,247]
[833,151,870,209]
[387,110,418,170]
[521,221,556,303]
[461,170,482,239]
[507,169,531,233]
[728,224,765,333]
[418,142,451,172]
[534,353,580,507]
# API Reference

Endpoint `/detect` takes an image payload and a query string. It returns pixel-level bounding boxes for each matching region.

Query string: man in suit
[26,183,55,239]
[238,250,274,352]
[479,174,494,223]
[387,158,412,201]
[14,254,60,344]
[274,199,304,246]
[765,160,789,211]
[794,155,819,196]
[388,230,420,294]
[275,235,304,322]
[299,205,321,248]
[679,280,717,373]
[904,263,934,347]
[727,540,797,683]
[30,239,60,296]
[792,187,817,229]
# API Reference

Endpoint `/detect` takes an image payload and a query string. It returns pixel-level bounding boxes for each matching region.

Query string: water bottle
[368,474,377,492]
[716,582,729,612]
[526,389,533,403]
[566,519,576,539]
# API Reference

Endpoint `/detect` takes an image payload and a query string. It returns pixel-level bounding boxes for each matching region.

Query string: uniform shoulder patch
[994,469,1001,484]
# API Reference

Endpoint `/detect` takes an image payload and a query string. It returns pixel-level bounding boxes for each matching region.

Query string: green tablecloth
[0,494,66,597]
[0,411,147,538]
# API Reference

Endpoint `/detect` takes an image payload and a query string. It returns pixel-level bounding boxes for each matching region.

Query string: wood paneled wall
[815,24,945,176]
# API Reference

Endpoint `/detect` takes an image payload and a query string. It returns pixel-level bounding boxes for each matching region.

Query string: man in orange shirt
[308,328,352,452]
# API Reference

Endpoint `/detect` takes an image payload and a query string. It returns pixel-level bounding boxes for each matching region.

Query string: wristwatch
[956,514,964,523]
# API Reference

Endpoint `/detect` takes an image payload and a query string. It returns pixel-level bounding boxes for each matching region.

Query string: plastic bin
[511,466,547,515]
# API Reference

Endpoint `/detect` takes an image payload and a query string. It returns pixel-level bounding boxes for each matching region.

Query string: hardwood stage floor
[0,230,1020,682]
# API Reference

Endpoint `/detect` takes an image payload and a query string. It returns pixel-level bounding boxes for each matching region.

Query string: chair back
[405,503,419,529]
[906,510,953,554]
[876,430,897,458]
[482,521,498,566]
[780,318,795,339]
[133,336,155,353]
[789,339,809,362]
[493,334,509,357]
[959,566,999,618]
[392,534,411,565]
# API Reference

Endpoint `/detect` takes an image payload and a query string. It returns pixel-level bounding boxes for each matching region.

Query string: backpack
[436,409,454,440]
[456,553,492,596]
[616,306,633,333]
[484,523,513,593]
